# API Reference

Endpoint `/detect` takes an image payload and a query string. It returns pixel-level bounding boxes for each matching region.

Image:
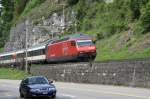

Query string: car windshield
[28,77,49,85]
[77,40,94,46]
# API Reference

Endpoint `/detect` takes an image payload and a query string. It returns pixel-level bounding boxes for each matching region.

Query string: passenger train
[0,33,96,65]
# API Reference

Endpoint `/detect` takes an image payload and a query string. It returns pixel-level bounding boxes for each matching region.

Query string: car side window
[21,80,24,85]
[22,79,28,85]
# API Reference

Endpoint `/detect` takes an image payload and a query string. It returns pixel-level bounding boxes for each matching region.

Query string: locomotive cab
[76,39,96,61]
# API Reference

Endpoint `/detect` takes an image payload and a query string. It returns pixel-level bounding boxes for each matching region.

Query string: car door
[21,79,29,96]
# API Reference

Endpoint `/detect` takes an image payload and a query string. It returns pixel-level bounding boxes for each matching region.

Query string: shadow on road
[1,97,19,99]
[20,96,73,99]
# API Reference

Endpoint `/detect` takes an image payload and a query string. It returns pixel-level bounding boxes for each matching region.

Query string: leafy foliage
[0,47,4,53]
[130,0,149,20]
[14,0,29,16]
[140,1,150,33]
[67,0,79,5]
[0,0,14,47]
[75,0,130,38]
[22,0,45,15]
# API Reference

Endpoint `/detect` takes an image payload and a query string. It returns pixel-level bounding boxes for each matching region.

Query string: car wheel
[20,92,24,98]
[25,92,32,99]
[52,95,56,98]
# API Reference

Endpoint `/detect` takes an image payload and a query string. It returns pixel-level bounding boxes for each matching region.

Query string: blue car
[19,76,56,98]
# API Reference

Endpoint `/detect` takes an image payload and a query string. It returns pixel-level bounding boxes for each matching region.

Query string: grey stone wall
[31,59,150,88]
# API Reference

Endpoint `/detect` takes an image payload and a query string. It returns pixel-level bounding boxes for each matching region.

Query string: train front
[76,38,96,61]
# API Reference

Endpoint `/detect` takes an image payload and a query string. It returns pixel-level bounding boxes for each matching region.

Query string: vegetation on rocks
[0,0,150,61]
[73,0,150,60]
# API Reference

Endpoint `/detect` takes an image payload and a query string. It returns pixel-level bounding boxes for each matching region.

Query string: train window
[18,53,24,58]
[42,49,45,54]
[3,55,11,60]
[71,41,76,46]
[33,50,36,56]
[77,40,94,46]
[29,49,45,57]
[1,56,4,60]
[28,51,32,57]
[36,50,40,56]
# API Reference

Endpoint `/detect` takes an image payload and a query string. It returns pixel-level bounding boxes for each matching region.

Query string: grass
[95,33,150,61]
[0,68,31,80]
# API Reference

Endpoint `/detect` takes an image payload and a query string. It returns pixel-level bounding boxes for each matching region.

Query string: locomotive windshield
[76,40,94,46]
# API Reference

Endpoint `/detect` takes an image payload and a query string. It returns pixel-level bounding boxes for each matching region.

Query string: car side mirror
[22,83,27,85]
[49,81,53,84]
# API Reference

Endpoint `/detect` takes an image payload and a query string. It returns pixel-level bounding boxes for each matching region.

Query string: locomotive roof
[63,33,91,39]
[51,33,92,44]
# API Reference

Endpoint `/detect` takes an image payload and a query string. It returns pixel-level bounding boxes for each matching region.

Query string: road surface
[0,79,150,99]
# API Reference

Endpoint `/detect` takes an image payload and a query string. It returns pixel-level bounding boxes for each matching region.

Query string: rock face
[4,7,75,52]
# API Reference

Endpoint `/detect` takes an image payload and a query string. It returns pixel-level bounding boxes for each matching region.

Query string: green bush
[133,22,145,35]
[0,48,4,53]
[22,0,45,15]
[74,0,130,38]
[129,0,149,20]
[67,0,79,5]
[14,0,29,16]
[140,1,150,33]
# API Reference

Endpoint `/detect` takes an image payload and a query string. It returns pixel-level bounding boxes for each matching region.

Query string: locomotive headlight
[79,51,84,53]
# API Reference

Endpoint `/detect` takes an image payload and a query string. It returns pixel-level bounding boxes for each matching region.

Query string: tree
[140,1,150,33]
[67,0,79,5]
[0,0,14,48]
[130,0,149,20]
[14,0,28,16]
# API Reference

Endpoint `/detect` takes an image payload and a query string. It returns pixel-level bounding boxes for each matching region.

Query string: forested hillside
[0,0,150,60]
[0,0,45,48]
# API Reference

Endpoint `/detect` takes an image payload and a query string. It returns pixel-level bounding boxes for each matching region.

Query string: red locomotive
[46,34,96,62]
[0,33,96,65]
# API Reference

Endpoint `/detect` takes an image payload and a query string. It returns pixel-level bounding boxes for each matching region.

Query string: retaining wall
[31,59,150,88]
